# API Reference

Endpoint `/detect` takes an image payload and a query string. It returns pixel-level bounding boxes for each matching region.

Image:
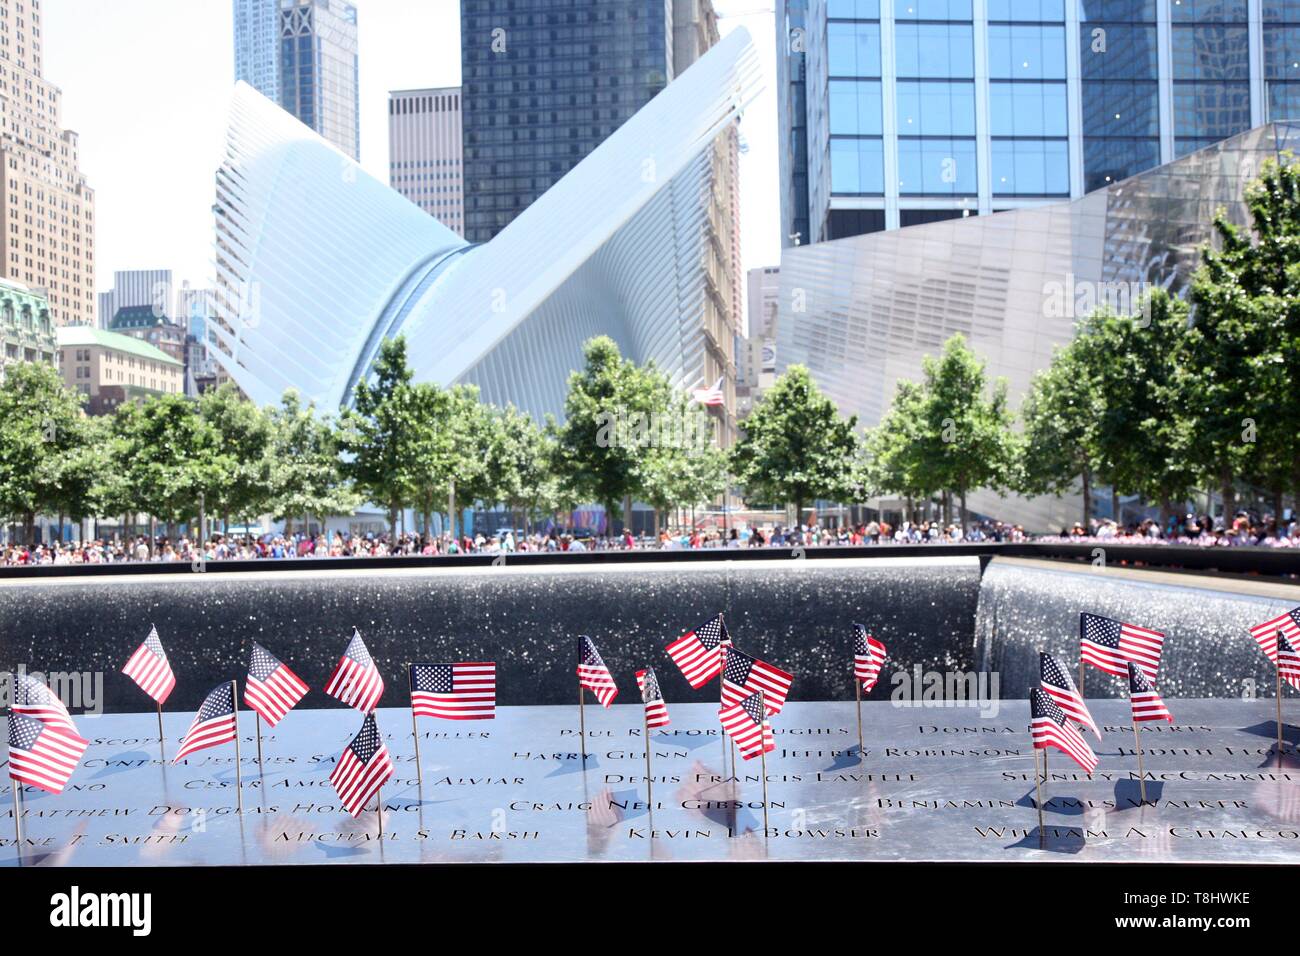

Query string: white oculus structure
[210,28,763,418]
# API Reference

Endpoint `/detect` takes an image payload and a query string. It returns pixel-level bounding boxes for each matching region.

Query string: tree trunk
[1111,488,1120,525]
[1272,487,1284,522]
[1220,468,1235,523]
[148,515,157,558]
[959,487,968,532]
[1080,466,1092,528]
[448,480,457,540]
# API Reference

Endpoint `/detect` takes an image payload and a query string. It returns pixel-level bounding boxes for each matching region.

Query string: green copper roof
[56,325,183,366]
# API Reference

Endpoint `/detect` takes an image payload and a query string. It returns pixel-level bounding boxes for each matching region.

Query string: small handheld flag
[1248,607,1300,664]
[1127,662,1172,723]
[121,625,176,705]
[577,636,618,708]
[330,712,394,818]
[11,672,78,735]
[244,643,309,727]
[174,682,238,763]
[7,712,88,795]
[323,629,385,713]
[718,692,775,761]
[721,646,793,715]
[852,624,886,693]
[410,662,496,720]
[1278,633,1300,693]
[1029,688,1098,773]
[637,667,670,729]
[665,613,730,687]
[692,376,725,406]
[1040,651,1098,736]
[1080,612,1164,683]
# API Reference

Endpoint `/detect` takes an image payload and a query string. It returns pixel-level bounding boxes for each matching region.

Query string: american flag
[691,376,725,406]
[6,712,88,795]
[577,635,618,707]
[1248,607,1300,664]
[410,662,496,720]
[174,682,238,763]
[636,667,670,728]
[665,613,730,687]
[330,712,394,817]
[1127,662,1172,723]
[1040,651,1098,736]
[852,624,887,693]
[1277,633,1300,692]
[721,646,793,715]
[244,643,309,726]
[1029,688,1098,773]
[121,625,176,705]
[718,692,775,761]
[323,629,385,713]
[1079,612,1164,683]
[11,672,77,735]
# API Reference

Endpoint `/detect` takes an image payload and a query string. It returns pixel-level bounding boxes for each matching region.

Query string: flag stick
[1133,721,1147,804]
[1042,749,1048,783]
[254,712,263,768]
[230,680,243,813]
[855,676,864,760]
[10,774,22,849]
[1078,660,1085,699]
[643,701,653,810]
[759,689,770,834]
[577,640,586,764]
[376,788,384,837]
[1277,661,1284,766]
[1033,748,1045,843]
[407,664,423,786]
[156,703,165,760]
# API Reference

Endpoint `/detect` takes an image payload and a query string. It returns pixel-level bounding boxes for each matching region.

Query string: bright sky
[41,0,779,307]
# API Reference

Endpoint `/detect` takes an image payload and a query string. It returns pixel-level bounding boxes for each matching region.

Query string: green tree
[915,335,1017,530]
[340,336,422,535]
[636,392,726,531]
[1087,291,1199,525]
[1188,156,1300,517]
[267,388,358,536]
[1018,336,1106,525]
[730,364,859,524]
[0,361,89,543]
[553,336,671,530]
[110,394,219,547]
[198,382,272,533]
[864,378,933,520]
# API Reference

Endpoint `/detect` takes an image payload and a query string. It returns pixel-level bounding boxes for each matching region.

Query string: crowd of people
[1038,512,1300,548]
[0,510,1295,566]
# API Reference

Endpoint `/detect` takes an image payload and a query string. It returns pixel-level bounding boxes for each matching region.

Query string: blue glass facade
[784,0,1300,244]
[460,0,672,244]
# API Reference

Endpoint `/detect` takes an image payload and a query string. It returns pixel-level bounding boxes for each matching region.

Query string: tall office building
[460,0,672,244]
[233,0,360,160]
[779,0,1292,245]
[0,0,96,326]
[388,88,465,237]
[97,269,173,328]
[459,0,742,442]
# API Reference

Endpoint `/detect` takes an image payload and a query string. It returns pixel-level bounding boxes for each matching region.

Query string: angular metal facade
[210,28,761,420]
[775,121,1300,529]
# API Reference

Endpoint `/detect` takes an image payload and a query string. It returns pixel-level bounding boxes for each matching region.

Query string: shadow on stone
[1113,778,1164,808]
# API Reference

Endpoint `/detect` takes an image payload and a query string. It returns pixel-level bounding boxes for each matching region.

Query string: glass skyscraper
[232,0,360,161]
[780,0,1298,244]
[459,0,673,244]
